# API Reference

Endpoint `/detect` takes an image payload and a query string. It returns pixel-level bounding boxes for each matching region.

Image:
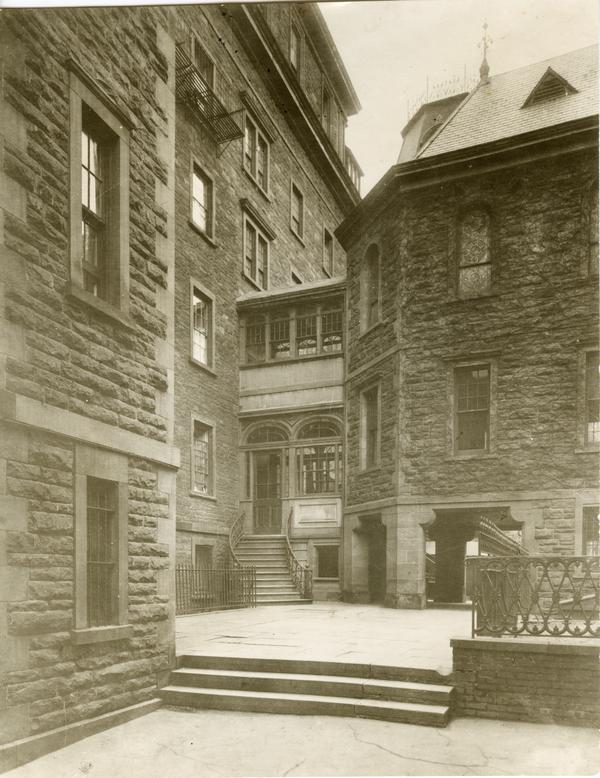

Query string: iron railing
[229,512,245,567]
[468,555,600,638]
[175,45,243,145]
[478,517,528,556]
[176,565,256,615]
[285,507,312,600]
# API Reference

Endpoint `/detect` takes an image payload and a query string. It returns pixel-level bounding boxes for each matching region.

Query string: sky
[320,0,599,193]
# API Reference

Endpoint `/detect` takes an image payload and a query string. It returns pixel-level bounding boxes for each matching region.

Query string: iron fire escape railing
[175,45,243,146]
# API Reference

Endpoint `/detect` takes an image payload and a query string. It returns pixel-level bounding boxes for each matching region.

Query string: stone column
[384,506,427,609]
[342,514,370,603]
[433,527,472,603]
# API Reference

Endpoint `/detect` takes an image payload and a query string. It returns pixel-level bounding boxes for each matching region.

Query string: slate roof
[418,44,598,159]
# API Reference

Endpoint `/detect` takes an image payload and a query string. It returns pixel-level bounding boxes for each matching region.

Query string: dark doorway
[252,450,282,534]
[367,521,387,603]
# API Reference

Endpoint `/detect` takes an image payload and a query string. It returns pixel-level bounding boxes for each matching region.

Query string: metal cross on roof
[478,21,493,85]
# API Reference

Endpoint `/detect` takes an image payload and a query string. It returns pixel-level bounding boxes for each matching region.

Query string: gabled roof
[418,44,598,159]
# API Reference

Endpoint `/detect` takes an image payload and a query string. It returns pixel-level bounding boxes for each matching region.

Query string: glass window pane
[81,131,89,168]
[456,409,489,451]
[81,170,89,209]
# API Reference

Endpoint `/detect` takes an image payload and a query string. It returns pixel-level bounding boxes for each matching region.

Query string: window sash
[244,217,269,289]
[291,187,303,236]
[296,444,342,495]
[81,121,109,301]
[455,366,490,451]
[192,169,212,235]
[193,423,212,494]
[244,116,269,191]
[192,291,211,366]
[323,230,334,275]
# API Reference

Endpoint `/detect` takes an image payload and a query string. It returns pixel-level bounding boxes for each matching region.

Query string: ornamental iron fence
[176,565,256,615]
[468,555,600,638]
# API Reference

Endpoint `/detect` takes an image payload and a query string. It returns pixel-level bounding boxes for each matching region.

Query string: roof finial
[478,21,492,85]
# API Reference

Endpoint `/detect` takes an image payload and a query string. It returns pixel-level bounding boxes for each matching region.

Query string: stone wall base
[451,637,600,728]
[0,699,161,774]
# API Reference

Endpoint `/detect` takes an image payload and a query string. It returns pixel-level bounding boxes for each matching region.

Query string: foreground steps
[160,655,453,727]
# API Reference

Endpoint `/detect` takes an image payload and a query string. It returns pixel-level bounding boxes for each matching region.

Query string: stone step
[160,686,450,727]
[170,668,453,706]
[255,582,298,590]
[255,593,304,601]
[236,554,288,561]
[177,655,450,686]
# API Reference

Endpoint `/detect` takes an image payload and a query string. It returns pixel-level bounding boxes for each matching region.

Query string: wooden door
[253,450,282,534]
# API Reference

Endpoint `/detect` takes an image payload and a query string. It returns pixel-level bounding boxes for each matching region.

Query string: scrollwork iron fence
[285,507,313,600]
[468,556,600,638]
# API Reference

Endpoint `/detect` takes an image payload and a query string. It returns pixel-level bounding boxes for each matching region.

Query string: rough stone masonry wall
[1,8,170,438]
[452,638,600,728]
[0,6,177,746]
[1,426,172,744]
[343,149,598,545]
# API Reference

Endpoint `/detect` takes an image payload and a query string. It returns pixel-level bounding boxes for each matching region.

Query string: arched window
[363,244,380,329]
[246,425,288,445]
[297,420,340,439]
[458,209,491,298]
[296,418,342,495]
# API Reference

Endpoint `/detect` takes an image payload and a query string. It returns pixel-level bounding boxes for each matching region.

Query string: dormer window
[522,67,577,107]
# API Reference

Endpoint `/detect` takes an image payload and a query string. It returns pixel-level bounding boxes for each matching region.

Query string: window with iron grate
[86,477,118,627]
[585,351,600,446]
[582,506,599,555]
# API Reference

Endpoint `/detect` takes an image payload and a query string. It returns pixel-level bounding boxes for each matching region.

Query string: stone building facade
[172,4,361,568]
[337,45,599,607]
[0,5,180,754]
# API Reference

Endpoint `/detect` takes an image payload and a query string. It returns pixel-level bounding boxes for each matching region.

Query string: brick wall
[170,4,350,559]
[452,637,600,727]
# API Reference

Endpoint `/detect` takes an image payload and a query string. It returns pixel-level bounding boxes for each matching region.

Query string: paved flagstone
[176,602,471,675]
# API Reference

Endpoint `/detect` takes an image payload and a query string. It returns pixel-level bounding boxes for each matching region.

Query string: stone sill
[239,351,343,370]
[189,356,217,377]
[188,219,218,248]
[67,283,134,330]
[574,447,600,454]
[189,491,217,502]
[242,167,272,202]
[290,226,306,247]
[451,636,600,655]
[71,624,133,645]
[446,452,496,461]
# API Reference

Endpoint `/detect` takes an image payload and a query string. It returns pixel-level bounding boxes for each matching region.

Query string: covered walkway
[175,602,470,675]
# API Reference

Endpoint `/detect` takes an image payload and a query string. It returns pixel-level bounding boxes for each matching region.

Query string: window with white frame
[191,164,214,238]
[361,385,380,469]
[323,229,334,276]
[244,113,269,191]
[315,545,339,579]
[585,351,600,446]
[454,364,490,452]
[192,420,214,496]
[458,209,491,298]
[290,183,304,239]
[243,214,269,290]
[191,284,214,368]
[322,86,331,135]
[69,69,130,312]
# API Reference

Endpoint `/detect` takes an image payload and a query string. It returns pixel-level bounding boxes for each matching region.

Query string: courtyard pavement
[6,707,598,777]
[176,602,471,674]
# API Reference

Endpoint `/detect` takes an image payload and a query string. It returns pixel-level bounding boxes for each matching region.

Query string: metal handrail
[229,512,246,568]
[284,507,312,600]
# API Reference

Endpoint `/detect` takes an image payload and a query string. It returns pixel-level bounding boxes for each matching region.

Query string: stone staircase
[236,535,311,605]
[160,655,454,727]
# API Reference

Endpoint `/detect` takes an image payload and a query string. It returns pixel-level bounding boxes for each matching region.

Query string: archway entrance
[426,507,523,604]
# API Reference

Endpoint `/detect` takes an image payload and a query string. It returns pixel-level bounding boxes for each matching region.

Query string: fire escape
[175,45,243,153]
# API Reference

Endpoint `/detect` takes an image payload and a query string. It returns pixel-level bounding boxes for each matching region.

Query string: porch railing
[468,555,600,638]
[229,512,245,567]
[175,565,256,615]
[285,507,312,600]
